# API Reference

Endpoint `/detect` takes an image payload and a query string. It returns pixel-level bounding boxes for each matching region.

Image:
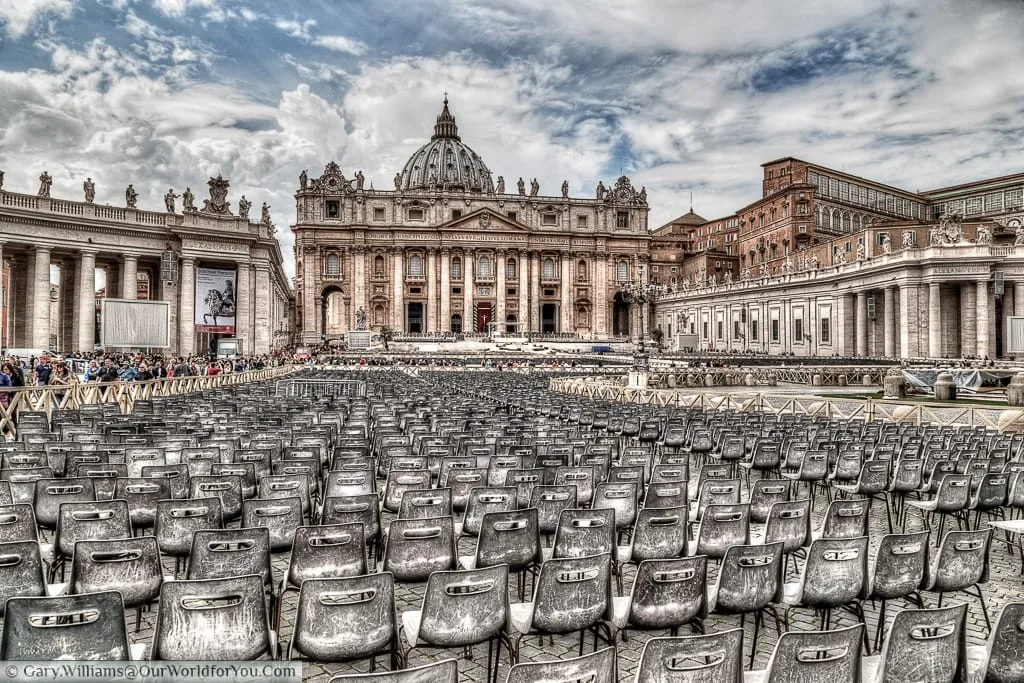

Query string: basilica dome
[396,97,495,194]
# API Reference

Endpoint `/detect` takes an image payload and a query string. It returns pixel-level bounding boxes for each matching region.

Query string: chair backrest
[629,505,688,562]
[798,536,869,607]
[820,498,869,539]
[713,542,784,614]
[694,479,741,521]
[506,646,616,683]
[695,503,750,559]
[398,488,453,520]
[417,564,509,648]
[383,516,456,582]
[242,496,304,552]
[0,539,46,615]
[55,499,133,560]
[528,485,577,535]
[627,556,708,630]
[462,487,517,537]
[890,457,923,492]
[634,630,743,682]
[748,479,791,524]
[0,503,38,542]
[553,466,595,506]
[320,494,381,542]
[259,473,313,517]
[928,528,992,591]
[870,531,929,600]
[761,624,863,682]
[186,526,273,588]
[474,508,542,570]
[327,659,458,683]
[876,604,968,682]
[530,553,612,635]
[764,499,811,555]
[69,536,163,609]
[933,474,972,512]
[289,573,396,662]
[152,574,274,660]
[0,591,130,660]
[552,507,616,559]
[593,482,638,530]
[188,473,243,520]
[982,601,1024,683]
[113,476,171,530]
[33,477,96,528]
[324,469,376,498]
[154,497,224,558]
[287,523,367,588]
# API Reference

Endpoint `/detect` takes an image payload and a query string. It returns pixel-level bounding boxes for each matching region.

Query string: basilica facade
[291,98,651,345]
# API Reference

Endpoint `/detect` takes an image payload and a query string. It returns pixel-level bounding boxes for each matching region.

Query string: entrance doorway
[407,302,424,333]
[476,302,493,334]
[505,314,518,334]
[451,314,463,334]
[613,292,630,336]
[541,303,558,333]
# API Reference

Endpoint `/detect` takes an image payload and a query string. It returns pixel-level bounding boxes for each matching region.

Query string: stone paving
[99,465,1024,682]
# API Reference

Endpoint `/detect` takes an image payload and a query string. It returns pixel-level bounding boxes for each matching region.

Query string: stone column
[463,250,475,333]
[529,251,541,333]
[235,262,251,354]
[392,248,404,331]
[838,293,854,356]
[899,284,919,358]
[961,284,977,357]
[440,248,451,332]
[560,253,572,334]
[121,256,138,300]
[1015,282,1024,317]
[518,250,529,335]
[856,292,868,356]
[254,265,271,354]
[883,286,896,357]
[178,257,195,356]
[77,251,96,353]
[928,282,942,358]
[158,274,178,353]
[59,260,76,352]
[425,248,437,333]
[977,280,991,359]
[495,250,506,335]
[0,242,5,351]
[31,246,52,348]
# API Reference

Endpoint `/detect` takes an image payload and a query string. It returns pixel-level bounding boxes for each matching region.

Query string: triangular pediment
[443,207,530,232]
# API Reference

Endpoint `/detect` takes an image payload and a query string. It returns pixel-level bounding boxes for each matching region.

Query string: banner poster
[194,266,237,333]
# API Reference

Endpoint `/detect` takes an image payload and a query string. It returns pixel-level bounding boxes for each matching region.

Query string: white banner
[194,266,237,333]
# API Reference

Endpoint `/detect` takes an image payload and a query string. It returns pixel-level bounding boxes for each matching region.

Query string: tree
[651,327,665,351]
[378,325,395,351]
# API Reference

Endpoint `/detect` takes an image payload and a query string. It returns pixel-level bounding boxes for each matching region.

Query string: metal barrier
[0,366,296,436]
[274,378,367,398]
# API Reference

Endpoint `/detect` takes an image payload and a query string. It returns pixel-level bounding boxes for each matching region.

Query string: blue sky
[1,0,1023,278]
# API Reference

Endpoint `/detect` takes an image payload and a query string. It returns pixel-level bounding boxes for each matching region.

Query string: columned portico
[121,255,138,300]
[32,247,52,348]
[178,257,195,356]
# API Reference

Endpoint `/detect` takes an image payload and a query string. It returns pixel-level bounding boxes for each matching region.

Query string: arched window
[506,258,517,280]
[407,254,424,277]
[577,260,588,281]
[451,314,463,333]
[616,260,629,282]
[451,257,462,279]
[325,253,341,276]
[373,254,385,277]
[477,256,492,278]
[542,257,555,279]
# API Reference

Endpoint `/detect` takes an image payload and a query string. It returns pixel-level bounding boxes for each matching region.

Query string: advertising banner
[195,266,237,333]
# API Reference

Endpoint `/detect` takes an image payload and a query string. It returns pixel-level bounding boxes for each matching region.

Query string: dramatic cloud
[0,0,1021,279]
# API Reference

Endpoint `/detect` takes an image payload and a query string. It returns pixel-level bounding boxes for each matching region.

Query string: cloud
[313,35,368,56]
[0,0,74,38]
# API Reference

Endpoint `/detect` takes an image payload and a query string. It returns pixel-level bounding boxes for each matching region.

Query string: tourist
[0,363,12,410]
[84,359,100,382]
[33,356,51,386]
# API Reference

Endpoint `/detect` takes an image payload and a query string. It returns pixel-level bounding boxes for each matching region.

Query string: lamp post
[617,266,664,370]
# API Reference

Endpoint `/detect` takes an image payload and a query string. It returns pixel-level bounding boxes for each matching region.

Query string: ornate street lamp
[617,266,664,370]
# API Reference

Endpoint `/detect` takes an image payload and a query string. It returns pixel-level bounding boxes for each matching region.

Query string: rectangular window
[820,317,831,344]
[716,320,724,340]
[984,193,1002,213]
[507,288,517,296]
[507,211,517,221]
[577,215,588,228]
[373,207,385,221]
[408,208,425,221]
[750,319,759,341]
[1005,188,1023,209]
[771,319,780,343]
[542,213,557,226]
[451,209,462,220]
[702,321,708,339]
[733,320,741,338]
[794,318,803,342]
[325,200,340,219]
[616,211,629,228]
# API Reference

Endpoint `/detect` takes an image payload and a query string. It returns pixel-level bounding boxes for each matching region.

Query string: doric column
[899,284,919,358]
[440,248,451,332]
[235,262,251,354]
[560,253,572,334]
[977,280,991,360]
[960,284,977,357]
[495,250,506,335]
[301,246,318,342]
[254,265,271,354]
[529,251,540,333]
[1015,281,1024,317]
[883,286,896,357]
[353,246,367,317]
[426,248,438,333]
[59,260,76,352]
[856,292,868,356]
[517,250,528,334]
[928,282,942,358]
[463,250,475,333]
[392,247,404,331]
[121,256,138,300]
[596,253,610,336]
[0,242,5,351]
[178,257,195,356]
[77,251,96,353]
[32,246,52,348]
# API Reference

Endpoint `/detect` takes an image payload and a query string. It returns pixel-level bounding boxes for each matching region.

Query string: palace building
[291,97,651,344]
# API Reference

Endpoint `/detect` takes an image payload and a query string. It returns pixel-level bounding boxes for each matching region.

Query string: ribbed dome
[396,96,494,193]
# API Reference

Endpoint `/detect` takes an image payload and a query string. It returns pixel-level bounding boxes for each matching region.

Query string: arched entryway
[321,285,347,338]
[613,292,631,337]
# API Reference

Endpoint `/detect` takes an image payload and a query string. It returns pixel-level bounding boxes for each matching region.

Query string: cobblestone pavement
[99,469,1024,682]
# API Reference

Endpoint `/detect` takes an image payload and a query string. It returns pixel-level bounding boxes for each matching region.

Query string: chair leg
[968,585,992,634]
[873,599,887,654]
[748,610,762,669]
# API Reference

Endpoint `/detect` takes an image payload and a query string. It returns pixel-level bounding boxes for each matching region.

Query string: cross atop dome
[432,93,460,141]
